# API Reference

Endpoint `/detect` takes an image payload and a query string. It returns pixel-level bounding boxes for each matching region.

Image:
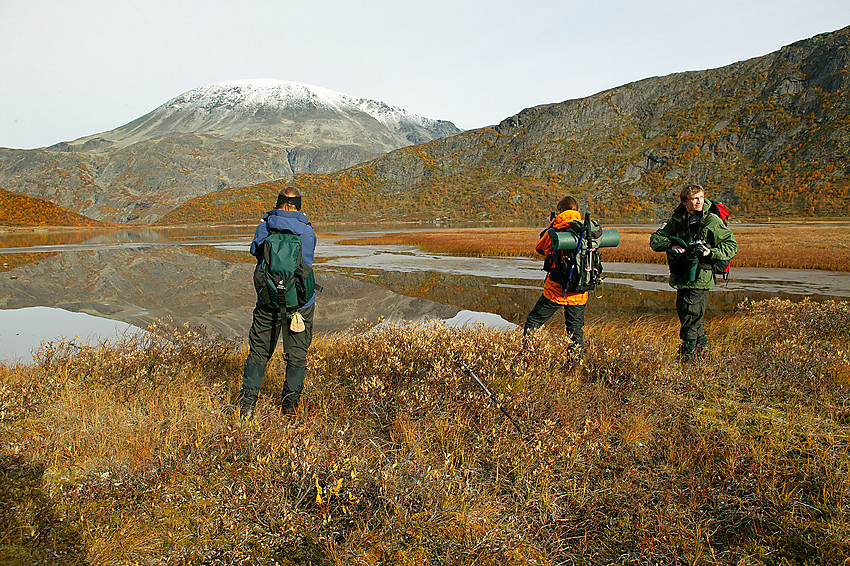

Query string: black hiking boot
[234,394,255,419]
[279,366,306,415]
[236,391,256,419]
[693,335,710,362]
[238,363,266,419]
[279,392,300,415]
[678,340,698,364]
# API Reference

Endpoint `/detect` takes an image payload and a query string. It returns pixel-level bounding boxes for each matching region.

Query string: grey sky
[1,0,848,149]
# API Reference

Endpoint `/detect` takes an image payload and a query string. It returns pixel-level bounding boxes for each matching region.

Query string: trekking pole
[456,358,526,439]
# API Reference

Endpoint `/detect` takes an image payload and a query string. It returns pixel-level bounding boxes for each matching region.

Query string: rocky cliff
[0,80,460,224]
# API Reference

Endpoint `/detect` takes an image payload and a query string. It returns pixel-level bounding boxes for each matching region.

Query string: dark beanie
[276,193,302,210]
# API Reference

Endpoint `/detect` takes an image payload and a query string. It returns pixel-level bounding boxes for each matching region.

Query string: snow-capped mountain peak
[165,79,438,130]
[91,79,461,147]
[68,78,460,161]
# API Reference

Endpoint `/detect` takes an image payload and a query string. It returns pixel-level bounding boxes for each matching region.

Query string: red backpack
[707,202,731,281]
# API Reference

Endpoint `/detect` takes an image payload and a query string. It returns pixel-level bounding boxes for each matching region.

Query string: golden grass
[1,300,849,564]
[339,224,850,271]
[337,228,544,258]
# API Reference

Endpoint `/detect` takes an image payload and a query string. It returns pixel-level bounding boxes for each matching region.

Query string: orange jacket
[536,210,589,306]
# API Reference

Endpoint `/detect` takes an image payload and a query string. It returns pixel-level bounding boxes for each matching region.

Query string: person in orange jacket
[523,195,588,346]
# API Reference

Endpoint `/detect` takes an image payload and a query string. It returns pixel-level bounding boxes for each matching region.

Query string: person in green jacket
[650,184,737,362]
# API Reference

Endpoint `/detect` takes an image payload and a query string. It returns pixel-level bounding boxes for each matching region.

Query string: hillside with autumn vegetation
[158,26,850,225]
[0,81,459,224]
[0,189,110,227]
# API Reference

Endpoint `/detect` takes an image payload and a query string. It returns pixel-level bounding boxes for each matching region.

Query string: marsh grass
[336,228,542,258]
[1,301,849,564]
[339,224,850,271]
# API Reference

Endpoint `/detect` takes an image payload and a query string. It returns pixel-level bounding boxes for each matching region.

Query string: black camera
[549,211,557,221]
[689,240,710,256]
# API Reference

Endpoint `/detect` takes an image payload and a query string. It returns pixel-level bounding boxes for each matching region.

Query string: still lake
[1,224,848,362]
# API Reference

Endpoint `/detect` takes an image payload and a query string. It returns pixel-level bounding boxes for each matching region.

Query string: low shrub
[0,301,848,565]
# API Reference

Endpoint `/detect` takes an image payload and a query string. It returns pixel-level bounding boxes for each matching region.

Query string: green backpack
[252,230,317,311]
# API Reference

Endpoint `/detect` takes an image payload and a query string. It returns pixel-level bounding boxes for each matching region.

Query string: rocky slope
[170,26,849,223]
[0,80,460,223]
[0,189,109,227]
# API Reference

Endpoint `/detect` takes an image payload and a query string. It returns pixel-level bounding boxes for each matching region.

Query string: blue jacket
[251,209,317,308]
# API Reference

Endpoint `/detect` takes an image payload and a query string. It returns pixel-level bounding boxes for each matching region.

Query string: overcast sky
[1,0,848,149]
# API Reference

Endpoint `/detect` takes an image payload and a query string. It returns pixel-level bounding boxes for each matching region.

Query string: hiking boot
[279,366,306,414]
[678,340,698,364]
[279,392,300,415]
[238,363,266,417]
[566,342,583,358]
[240,402,255,419]
[693,335,710,362]
[236,391,256,419]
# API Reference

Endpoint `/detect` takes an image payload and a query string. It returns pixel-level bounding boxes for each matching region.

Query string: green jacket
[650,199,738,289]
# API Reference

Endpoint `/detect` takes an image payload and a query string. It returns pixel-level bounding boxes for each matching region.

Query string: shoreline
[2,222,849,272]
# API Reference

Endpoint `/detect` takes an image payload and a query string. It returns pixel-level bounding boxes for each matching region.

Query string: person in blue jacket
[238,186,317,417]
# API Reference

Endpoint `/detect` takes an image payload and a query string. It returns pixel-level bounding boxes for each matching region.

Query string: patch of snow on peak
[166,79,345,112]
[166,79,436,127]
[350,96,431,128]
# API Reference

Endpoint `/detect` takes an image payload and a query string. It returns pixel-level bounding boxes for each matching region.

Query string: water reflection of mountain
[323,266,819,328]
[3,231,846,340]
[0,229,178,273]
[0,228,119,249]
[0,247,459,338]
[0,229,120,273]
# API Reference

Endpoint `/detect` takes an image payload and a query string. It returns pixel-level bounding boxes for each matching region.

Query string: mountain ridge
[0,80,461,223]
[60,80,460,150]
[159,25,849,223]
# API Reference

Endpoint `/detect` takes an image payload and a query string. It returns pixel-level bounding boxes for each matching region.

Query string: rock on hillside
[0,80,460,224]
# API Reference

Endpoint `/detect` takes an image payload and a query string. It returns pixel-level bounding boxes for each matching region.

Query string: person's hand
[671,245,687,253]
[692,241,711,256]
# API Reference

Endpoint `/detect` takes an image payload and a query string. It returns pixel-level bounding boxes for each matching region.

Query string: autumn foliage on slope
[154,126,850,225]
[153,163,568,225]
[0,189,110,227]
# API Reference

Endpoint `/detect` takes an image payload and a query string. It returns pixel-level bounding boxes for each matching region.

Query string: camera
[689,240,710,256]
[549,211,557,221]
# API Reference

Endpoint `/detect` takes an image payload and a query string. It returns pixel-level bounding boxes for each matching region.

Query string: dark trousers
[240,303,314,409]
[246,302,314,368]
[675,288,709,342]
[524,295,586,345]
